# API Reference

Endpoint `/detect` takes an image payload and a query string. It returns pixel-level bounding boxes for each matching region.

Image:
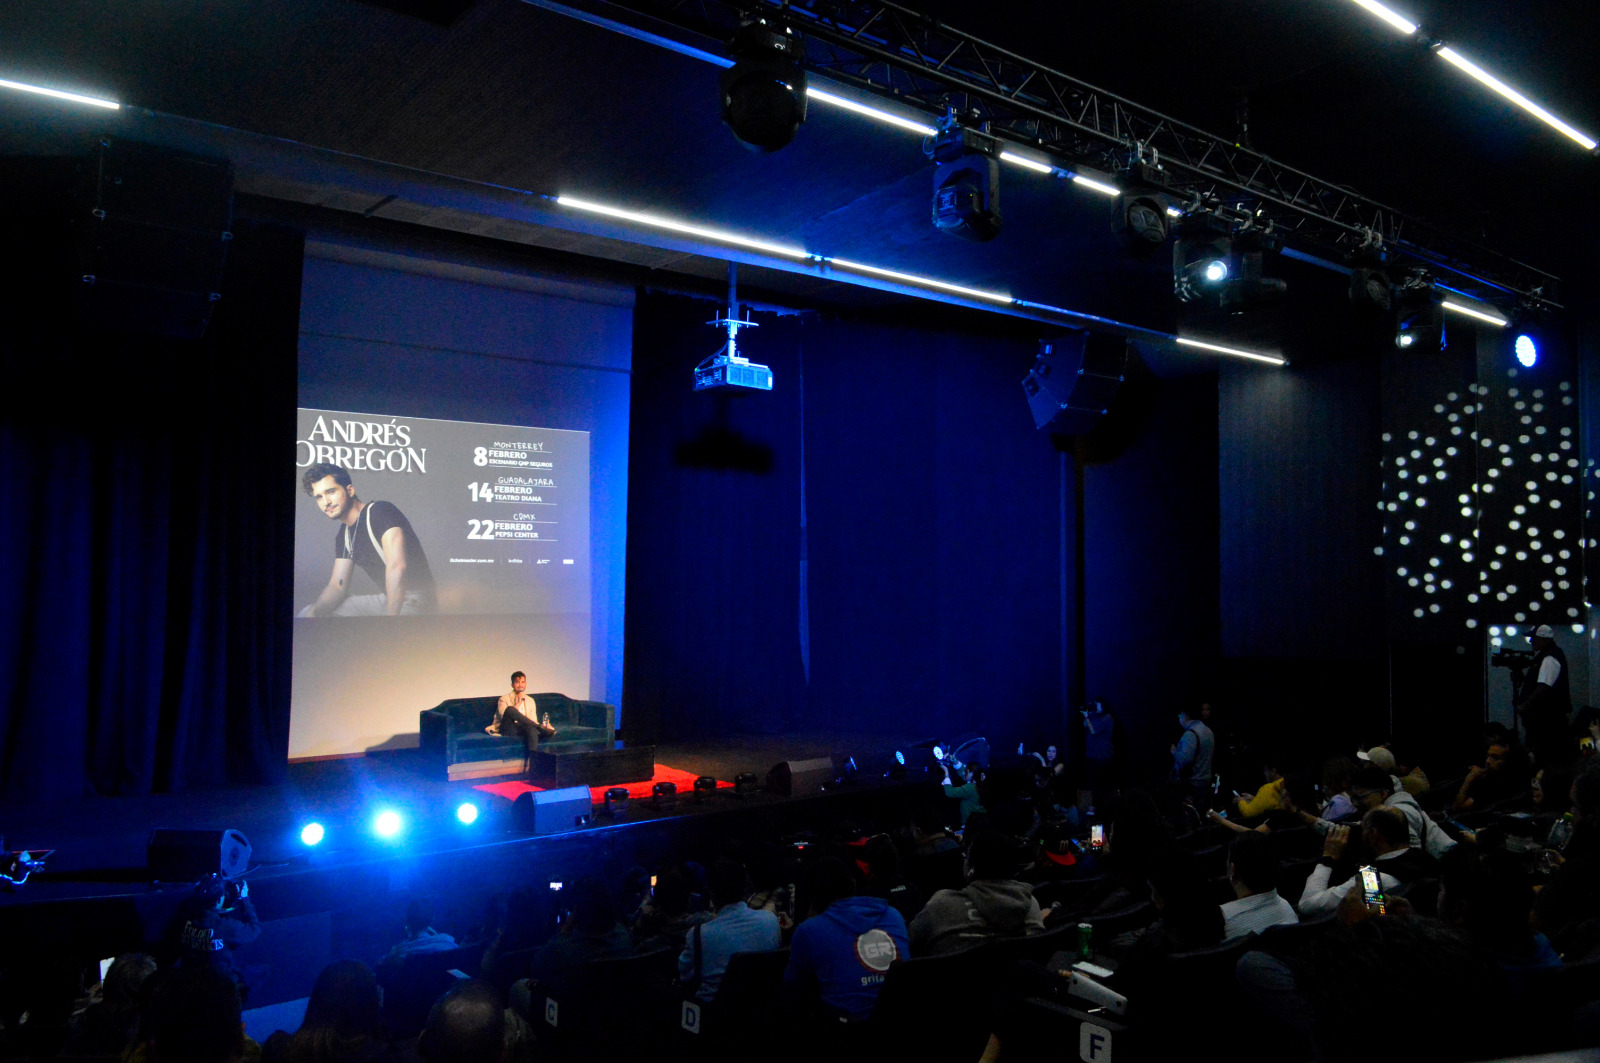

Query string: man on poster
[298,463,437,616]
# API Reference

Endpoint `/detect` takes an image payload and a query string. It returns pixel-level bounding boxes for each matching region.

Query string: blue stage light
[374,810,402,838]
[1203,259,1229,283]
[1515,334,1538,367]
[456,802,479,825]
[300,822,325,846]
[895,750,905,765]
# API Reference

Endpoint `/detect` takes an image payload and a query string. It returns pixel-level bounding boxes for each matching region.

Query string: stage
[0,732,940,1010]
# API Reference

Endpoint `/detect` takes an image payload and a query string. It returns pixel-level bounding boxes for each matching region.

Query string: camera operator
[1516,625,1573,768]
[173,873,261,991]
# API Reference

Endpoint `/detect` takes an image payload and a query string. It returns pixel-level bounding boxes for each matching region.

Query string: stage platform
[0,731,940,1011]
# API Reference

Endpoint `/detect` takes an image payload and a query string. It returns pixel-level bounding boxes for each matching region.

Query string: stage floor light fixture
[721,18,807,152]
[456,802,479,825]
[373,810,403,838]
[300,822,325,846]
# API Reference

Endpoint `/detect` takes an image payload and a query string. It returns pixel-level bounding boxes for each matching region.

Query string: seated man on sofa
[486,671,557,747]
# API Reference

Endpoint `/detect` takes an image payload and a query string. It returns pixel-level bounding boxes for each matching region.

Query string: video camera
[1490,647,1537,670]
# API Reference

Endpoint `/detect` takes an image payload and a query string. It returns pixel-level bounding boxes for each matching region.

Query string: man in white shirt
[1297,807,1437,918]
[486,670,556,747]
[1220,833,1299,941]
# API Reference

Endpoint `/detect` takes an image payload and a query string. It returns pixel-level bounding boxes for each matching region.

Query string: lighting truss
[531,0,1560,310]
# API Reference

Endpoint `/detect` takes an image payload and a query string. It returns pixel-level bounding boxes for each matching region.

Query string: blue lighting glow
[373,810,403,838]
[1203,260,1229,283]
[456,802,480,825]
[300,822,325,846]
[1515,334,1538,368]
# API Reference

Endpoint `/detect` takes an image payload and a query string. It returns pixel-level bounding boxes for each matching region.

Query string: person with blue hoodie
[784,856,909,1022]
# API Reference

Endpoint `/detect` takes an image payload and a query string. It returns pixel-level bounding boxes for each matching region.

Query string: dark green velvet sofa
[419,693,616,780]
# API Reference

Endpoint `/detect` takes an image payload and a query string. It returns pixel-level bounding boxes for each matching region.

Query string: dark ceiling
[0,0,1595,353]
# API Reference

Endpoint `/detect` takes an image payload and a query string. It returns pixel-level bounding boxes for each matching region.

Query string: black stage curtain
[625,292,1064,745]
[0,218,301,801]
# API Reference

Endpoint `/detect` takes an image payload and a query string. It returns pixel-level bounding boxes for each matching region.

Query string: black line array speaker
[512,786,593,834]
[70,137,234,339]
[767,757,832,797]
[1022,331,1131,434]
[147,828,251,881]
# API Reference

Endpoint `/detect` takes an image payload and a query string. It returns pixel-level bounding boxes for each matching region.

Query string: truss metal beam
[532,0,1559,309]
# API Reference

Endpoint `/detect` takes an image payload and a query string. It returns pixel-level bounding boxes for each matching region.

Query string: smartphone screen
[99,957,114,982]
[1090,824,1105,850]
[649,874,657,890]
[1359,865,1386,914]
[549,881,563,892]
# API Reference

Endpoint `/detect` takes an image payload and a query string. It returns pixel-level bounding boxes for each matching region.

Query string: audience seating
[870,947,997,1058]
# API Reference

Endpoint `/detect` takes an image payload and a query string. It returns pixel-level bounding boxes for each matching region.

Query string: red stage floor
[472,763,733,804]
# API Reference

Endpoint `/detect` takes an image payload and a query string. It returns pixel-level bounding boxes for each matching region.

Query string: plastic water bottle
[1547,812,1575,851]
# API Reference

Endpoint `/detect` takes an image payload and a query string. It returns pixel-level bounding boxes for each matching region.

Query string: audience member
[941,761,985,826]
[64,953,157,1058]
[1437,847,1561,992]
[529,877,631,984]
[1062,789,1173,916]
[377,898,458,982]
[630,866,712,951]
[477,886,542,992]
[172,874,261,991]
[1109,855,1223,960]
[416,982,503,1063]
[1081,700,1116,809]
[784,856,908,1022]
[1239,916,1504,1062]
[1220,833,1298,940]
[908,830,1044,955]
[263,961,391,1063]
[678,859,780,1002]
[1452,737,1532,813]
[1350,764,1455,858]
[1232,754,1290,819]
[1532,760,1600,953]
[1171,708,1214,798]
[139,965,248,1063]
[909,804,961,856]
[1316,755,1359,821]
[1295,807,1434,918]
[858,834,924,923]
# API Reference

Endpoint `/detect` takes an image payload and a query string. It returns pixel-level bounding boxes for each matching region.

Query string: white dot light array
[1381,372,1581,633]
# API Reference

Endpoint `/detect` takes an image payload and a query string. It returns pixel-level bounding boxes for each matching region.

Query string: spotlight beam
[1441,299,1510,327]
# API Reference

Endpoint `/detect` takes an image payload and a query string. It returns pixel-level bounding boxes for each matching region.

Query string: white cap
[1533,624,1556,639]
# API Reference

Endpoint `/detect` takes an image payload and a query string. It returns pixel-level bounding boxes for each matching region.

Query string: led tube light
[1348,0,1418,35]
[1069,174,1121,197]
[1441,299,1510,326]
[0,77,119,109]
[1435,47,1598,151]
[998,151,1055,175]
[806,88,937,136]
[554,196,810,259]
[1176,336,1287,366]
[825,257,1013,304]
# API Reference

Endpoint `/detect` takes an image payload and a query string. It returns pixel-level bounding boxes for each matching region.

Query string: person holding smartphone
[1296,806,1435,918]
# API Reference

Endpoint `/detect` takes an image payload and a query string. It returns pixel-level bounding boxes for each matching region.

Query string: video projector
[693,352,773,392]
